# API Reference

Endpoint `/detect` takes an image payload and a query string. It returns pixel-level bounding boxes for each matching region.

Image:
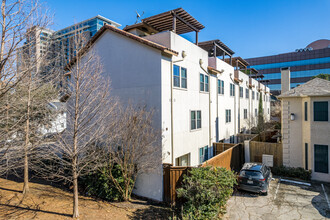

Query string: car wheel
[261,191,268,196]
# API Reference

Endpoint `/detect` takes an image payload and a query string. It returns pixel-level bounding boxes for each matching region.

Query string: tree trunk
[23,74,32,195]
[72,174,79,218]
[22,146,29,194]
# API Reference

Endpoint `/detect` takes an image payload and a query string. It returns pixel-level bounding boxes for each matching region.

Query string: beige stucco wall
[281,95,330,182]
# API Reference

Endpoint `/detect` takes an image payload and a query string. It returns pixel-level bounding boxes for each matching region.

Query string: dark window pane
[314,101,328,121]
[181,67,187,78]
[197,111,201,120]
[191,111,196,130]
[191,120,196,130]
[305,102,308,121]
[314,145,328,173]
[181,78,187,88]
[174,76,180,87]
[191,111,196,120]
[305,143,308,170]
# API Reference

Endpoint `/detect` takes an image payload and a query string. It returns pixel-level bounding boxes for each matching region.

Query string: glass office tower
[246,39,330,94]
[53,15,121,63]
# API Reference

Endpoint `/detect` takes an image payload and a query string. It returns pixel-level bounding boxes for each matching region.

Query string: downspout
[246,81,251,134]
[199,59,212,149]
[229,74,236,139]
[230,73,242,142]
[170,51,186,165]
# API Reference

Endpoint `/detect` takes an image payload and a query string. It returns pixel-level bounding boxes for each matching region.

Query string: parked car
[237,162,272,195]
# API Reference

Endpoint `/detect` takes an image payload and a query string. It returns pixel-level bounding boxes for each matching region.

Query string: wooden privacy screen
[249,141,283,167]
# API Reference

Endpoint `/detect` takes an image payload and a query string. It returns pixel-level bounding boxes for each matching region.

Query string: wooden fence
[163,144,245,205]
[237,134,257,143]
[163,164,192,205]
[251,130,278,142]
[213,143,235,155]
[202,143,244,172]
[249,141,283,167]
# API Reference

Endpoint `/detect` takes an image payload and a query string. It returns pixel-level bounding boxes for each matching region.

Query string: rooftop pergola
[246,68,259,74]
[225,57,249,69]
[199,39,235,61]
[124,8,205,44]
[259,79,270,86]
[250,74,265,79]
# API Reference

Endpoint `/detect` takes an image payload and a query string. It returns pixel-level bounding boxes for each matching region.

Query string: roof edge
[65,24,178,70]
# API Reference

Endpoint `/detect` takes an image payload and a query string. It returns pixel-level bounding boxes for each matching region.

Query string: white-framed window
[257,92,259,100]
[246,88,249,99]
[255,108,258,117]
[226,109,231,123]
[239,86,243,98]
[218,79,224,94]
[173,64,187,89]
[199,146,209,164]
[200,74,209,92]
[252,91,255,100]
[191,110,202,130]
[230,83,235,96]
[244,109,247,119]
[176,153,190,166]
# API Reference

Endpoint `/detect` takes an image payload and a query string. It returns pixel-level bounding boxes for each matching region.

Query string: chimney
[281,67,290,93]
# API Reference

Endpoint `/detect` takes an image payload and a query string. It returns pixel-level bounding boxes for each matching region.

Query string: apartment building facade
[246,39,330,94]
[67,8,270,201]
[278,78,330,182]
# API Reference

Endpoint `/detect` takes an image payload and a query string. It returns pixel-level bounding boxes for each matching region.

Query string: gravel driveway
[223,178,330,220]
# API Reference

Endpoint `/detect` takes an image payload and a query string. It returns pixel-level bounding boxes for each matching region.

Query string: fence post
[244,140,250,163]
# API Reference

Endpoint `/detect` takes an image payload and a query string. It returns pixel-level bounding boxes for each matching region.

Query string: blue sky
[46,0,330,58]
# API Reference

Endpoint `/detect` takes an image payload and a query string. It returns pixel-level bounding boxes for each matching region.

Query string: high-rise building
[246,39,330,94]
[19,15,121,72]
[52,15,121,63]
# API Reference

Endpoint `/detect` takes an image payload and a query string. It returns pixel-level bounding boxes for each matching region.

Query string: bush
[81,164,133,202]
[177,166,237,220]
[272,166,311,181]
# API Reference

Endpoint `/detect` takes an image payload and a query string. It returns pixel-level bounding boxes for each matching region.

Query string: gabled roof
[65,24,178,69]
[278,78,330,98]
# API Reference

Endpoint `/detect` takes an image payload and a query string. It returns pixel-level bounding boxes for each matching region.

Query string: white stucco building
[67,8,271,201]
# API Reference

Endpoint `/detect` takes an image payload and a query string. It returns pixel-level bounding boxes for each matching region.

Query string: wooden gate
[163,164,191,205]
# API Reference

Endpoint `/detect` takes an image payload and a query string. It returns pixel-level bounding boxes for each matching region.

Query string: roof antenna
[135,10,144,24]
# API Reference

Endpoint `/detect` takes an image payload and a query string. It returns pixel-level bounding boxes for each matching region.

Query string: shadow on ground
[129,205,172,220]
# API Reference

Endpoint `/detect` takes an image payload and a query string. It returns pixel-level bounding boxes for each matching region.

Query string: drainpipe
[170,51,187,165]
[229,74,236,141]
[230,73,242,142]
[246,81,251,134]
[199,59,212,150]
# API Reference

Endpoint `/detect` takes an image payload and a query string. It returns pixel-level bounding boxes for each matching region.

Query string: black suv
[237,163,272,195]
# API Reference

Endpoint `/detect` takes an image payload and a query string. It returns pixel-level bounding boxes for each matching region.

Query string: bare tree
[0,0,51,98]
[34,31,115,218]
[0,37,61,196]
[104,104,160,201]
[244,112,256,134]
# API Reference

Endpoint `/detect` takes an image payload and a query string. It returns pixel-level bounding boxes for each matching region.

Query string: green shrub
[272,166,311,181]
[177,166,237,220]
[81,164,133,202]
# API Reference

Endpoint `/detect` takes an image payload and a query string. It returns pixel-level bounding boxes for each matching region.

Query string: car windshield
[240,170,263,178]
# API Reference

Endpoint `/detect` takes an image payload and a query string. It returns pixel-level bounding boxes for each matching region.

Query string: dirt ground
[224,178,330,220]
[0,178,171,219]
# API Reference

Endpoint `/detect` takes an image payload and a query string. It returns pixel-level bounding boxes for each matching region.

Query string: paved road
[224,178,330,220]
